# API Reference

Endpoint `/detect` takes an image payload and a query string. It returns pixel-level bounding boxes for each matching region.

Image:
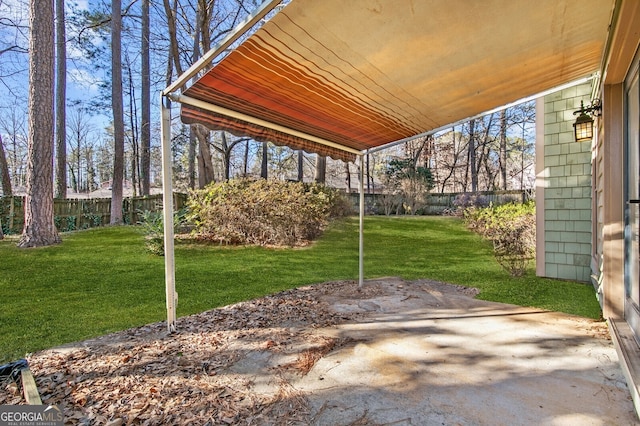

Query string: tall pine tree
[110,0,124,224]
[19,0,60,247]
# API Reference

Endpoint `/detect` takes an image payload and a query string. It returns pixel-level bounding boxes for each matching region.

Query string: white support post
[359,154,365,288]
[160,96,177,333]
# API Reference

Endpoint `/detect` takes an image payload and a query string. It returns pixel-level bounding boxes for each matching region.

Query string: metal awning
[160,0,616,331]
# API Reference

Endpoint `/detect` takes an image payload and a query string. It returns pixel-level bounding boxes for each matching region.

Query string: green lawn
[0,216,601,363]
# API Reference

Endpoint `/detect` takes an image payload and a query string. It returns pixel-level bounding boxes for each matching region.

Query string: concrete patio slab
[292,278,638,425]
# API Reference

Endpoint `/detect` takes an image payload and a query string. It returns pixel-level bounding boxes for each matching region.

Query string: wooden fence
[0,193,188,234]
[1,190,531,234]
[347,190,532,215]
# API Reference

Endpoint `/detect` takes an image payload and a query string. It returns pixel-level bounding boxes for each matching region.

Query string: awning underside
[180,0,613,161]
[181,104,357,162]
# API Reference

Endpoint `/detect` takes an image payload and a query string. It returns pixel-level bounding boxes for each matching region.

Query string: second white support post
[160,96,177,333]
[359,154,365,288]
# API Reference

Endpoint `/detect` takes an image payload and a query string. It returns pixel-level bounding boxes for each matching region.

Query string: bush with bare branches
[463,202,535,276]
[187,179,352,247]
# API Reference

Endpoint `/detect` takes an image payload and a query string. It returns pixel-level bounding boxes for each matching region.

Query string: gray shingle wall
[542,83,593,282]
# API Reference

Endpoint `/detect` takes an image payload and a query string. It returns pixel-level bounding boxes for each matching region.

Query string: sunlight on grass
[0,217,601,363]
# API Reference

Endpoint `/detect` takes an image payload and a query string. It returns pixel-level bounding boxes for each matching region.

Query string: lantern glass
[573,113,593,142]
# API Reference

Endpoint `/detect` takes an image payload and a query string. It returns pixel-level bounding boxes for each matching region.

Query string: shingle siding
[540,82,593,282]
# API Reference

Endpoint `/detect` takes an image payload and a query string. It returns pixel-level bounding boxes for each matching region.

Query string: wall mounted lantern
[573,100,602,142]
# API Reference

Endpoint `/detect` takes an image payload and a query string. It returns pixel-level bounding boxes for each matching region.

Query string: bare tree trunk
[427,135,435,169]
[499,109,508,190]
[191,4,215,188]
[483,148,495,190]
[473,115,494,191]
[66,108,90,193]
[521,125,526,190]
[162,0,184,191]
[110,0,124,225]
[212,133,249,181]
[54,0,66,199]
[75,125,80,192]
[130,136,137,198]
[163,0,183,77]
[188,131,196,189]
[69,166,77,193]
[221,132,231,180]
[438,128,457,193]
[4,108,25,189]
[260,142,268,179]
[19,0,60,247]
[468,119,478,192]
[197,152,205,187]
[196,126,214,188]
[162,0,176,188]
[297,150,304,181]
[243,140,250,177]
[314,154,326,184]
[0,134,12,196]
[140,0,150,195]
[126,54,139,197]
[198,0,210,52]
[344,161,351,192]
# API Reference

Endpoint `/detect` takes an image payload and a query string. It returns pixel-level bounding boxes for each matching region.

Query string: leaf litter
[7,280,386,425]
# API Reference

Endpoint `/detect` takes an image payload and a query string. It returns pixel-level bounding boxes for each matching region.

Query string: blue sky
[1,0,99,99]
[0,0,140,133]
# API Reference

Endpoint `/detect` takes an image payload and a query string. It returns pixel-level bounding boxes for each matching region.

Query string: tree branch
[0,45,27,56]
[228,137,251,150]
[76,0,142,40]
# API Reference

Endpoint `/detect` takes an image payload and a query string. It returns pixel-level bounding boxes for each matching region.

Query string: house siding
[537,82,593,282]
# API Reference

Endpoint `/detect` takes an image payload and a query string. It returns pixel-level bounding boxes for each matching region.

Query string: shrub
[380,158,435,215]
[138,209,187,255]
[377,193,403,216]
[463,202,535,277]
[187,179,352,247]
[54,215,76,232]
[82,213,103,229]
